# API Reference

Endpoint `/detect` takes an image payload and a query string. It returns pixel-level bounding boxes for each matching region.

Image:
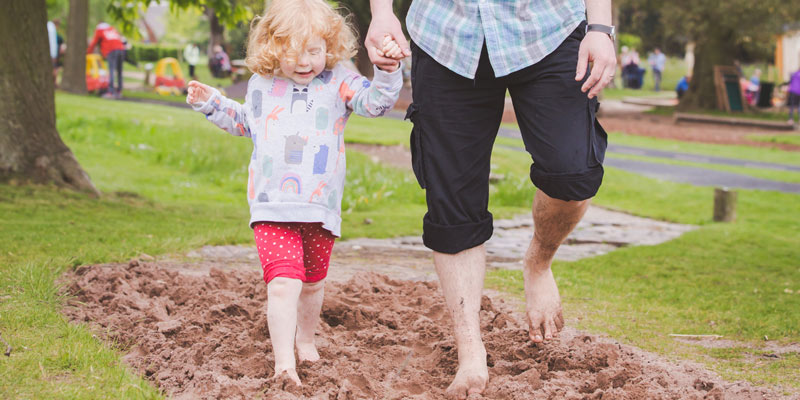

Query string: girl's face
[279,36,327,85]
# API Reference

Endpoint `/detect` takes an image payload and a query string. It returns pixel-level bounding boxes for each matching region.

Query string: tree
[1,0,98,194]
[618,0,800,110]
[60,0,88,94]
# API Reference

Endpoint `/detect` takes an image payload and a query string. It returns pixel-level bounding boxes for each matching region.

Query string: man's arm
[576,0,616,99]
[366,0,411,69]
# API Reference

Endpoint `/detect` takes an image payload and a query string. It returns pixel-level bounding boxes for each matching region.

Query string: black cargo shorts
[406,21,608,254]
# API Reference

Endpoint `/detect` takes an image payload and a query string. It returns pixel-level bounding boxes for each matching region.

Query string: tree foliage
[106,0,254,37]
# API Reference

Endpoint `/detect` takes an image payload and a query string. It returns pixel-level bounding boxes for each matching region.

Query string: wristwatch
[586,24,616,41]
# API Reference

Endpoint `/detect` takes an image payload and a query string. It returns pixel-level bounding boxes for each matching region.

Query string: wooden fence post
[713,187,737,222]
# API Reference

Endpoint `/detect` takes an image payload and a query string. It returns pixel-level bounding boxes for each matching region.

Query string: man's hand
[187,80,213,104]
[365,6,410,70]
[575,32,616,99]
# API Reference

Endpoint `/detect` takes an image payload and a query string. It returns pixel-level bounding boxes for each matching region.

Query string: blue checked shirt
[406,0,587,79]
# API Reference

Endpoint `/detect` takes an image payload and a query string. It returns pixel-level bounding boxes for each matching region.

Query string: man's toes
[543,320,555,340]
[555,313,565,330]
[529,323,544,343]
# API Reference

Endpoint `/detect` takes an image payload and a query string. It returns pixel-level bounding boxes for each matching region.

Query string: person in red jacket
[87,22,126,98]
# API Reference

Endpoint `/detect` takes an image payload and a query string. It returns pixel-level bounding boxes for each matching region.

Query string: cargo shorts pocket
[588,98,608,167]
[405,103,426,189]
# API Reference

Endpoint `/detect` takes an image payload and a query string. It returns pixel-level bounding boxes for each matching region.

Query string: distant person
[186,0,403,386]
[622,48,643,89]
[209,44,231,78]
[648,48,666,91]
[619,46,632,87]
[787,68,800,125]
[47,19,60,84]
[87,22,126,99]
[183,43,200,80]
[675,75,690,99]
[746,68,761,105]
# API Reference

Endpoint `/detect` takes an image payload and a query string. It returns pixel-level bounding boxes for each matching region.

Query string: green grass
[748,133,800,147]
[3,93,799,396]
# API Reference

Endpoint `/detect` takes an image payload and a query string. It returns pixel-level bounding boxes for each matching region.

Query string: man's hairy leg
[524,190,590,343]
[434,245,489,399]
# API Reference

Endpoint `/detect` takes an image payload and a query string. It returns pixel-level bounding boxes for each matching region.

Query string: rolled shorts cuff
[531,165,604,202]
[262,261,306,284]
[422,214,494,254]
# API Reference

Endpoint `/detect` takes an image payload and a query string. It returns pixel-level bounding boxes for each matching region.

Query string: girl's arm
[187,81,251,137]
[340,65,403,118]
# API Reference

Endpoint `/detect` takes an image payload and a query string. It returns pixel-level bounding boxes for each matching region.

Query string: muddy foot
[296,342,320,363]
[445,365,489,400]
[523,267,564,343]
[272,368,302,389]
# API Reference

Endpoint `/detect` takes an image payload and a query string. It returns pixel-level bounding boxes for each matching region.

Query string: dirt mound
[63,260,787,399]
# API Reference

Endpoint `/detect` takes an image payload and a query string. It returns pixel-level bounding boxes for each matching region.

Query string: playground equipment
[154,57,186,96]
[86,54,109,94]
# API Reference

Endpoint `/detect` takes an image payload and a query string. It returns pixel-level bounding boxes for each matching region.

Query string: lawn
[1,93,798,397]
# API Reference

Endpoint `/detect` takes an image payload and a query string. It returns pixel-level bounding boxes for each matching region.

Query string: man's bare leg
[434,245,489,399]
[524,190,590,343]
[267,277,303,385]
[295,279,324,362]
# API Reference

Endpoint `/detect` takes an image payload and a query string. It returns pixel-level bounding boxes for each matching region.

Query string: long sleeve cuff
[371,63,404,92]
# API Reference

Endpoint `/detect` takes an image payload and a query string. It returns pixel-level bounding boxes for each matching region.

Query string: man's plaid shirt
[406,0,587,79]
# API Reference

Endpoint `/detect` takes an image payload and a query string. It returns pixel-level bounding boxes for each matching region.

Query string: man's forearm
[370,0,394,16]
[585,0,612,25]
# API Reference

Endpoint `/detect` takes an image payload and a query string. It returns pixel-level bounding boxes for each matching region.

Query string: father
[366,0,615,398]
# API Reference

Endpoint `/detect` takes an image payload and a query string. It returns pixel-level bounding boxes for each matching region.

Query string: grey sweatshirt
[190,64,402,236]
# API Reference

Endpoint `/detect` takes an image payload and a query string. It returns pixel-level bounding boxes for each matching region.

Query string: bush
[127,43,182,65]
[618,33,642,52]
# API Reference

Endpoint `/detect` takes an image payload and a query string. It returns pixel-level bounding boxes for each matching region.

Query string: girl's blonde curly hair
[245,0,358,76]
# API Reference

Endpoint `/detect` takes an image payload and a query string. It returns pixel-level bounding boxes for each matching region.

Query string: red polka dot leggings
[253,222,336,284]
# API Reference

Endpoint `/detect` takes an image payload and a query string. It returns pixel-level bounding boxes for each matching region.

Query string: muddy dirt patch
[62,260,789,399]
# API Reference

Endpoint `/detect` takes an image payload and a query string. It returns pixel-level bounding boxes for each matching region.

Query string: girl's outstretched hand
[187,80,213,104]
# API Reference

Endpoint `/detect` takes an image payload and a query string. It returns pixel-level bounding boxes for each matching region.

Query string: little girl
[186,0,404,385]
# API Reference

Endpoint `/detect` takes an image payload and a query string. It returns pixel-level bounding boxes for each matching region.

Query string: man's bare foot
[273,367,301,387]
[295,341,320,363]
[445,350,488,399]
[523,267,564,343]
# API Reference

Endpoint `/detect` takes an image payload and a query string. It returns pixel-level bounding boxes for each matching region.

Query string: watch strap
[586,24,615,38]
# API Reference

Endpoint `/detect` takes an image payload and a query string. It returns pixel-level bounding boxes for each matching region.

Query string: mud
[62,259,790,399]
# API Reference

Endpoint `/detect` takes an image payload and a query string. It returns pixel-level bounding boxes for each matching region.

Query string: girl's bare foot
[296,341,320,363]
[273,367,301,387]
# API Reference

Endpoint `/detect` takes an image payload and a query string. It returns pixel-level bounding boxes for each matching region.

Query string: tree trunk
[60,0,88,94]
[0,0,99,195]
[206,7,225,56]
[677,31,738,111]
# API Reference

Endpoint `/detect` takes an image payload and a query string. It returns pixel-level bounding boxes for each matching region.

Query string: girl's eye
[309,49,320,55]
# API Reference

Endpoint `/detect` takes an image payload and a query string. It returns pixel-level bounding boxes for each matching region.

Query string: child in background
[186,0,404,385]
[787,68,800,125]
